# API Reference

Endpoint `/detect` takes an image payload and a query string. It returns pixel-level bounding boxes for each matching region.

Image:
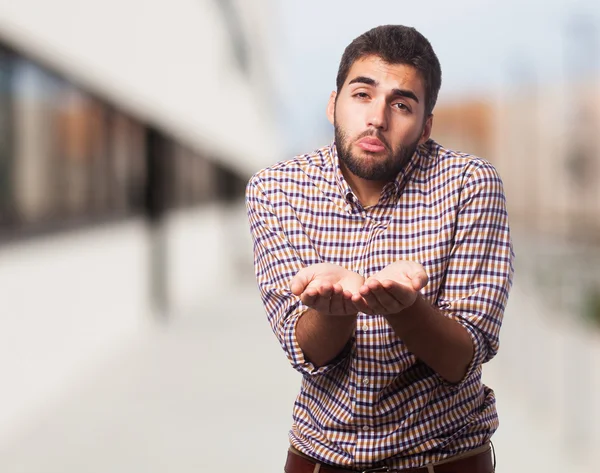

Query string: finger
[332,283,344,296]
[290,267,313,296]
[333,285,353,314]
[381,280,415,306]
[351,293,374,315]
[300,290,318,307]
[361,287,389,314]
[290,278,307,296]
[329,292,344,315]
[300,282,322,304]
[329,292,355,316]
[367,282,403,312]
[356,281,381,313]
[362,278,381,299]
[409,269,429,290]
[318,281,334,298]
[358,279,378,297]
[302,292,331,314]
[313,295,332,314]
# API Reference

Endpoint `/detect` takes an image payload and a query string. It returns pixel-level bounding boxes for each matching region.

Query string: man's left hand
[351,261,429,316]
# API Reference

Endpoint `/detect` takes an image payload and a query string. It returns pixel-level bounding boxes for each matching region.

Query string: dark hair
[336,25,442,116]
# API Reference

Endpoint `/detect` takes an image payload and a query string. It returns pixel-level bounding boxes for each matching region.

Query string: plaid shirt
[246,139,514,470]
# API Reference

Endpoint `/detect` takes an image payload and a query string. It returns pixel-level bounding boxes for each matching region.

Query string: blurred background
[0,0,599,472]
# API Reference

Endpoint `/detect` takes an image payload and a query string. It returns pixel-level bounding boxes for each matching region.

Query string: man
[246,25,513,473]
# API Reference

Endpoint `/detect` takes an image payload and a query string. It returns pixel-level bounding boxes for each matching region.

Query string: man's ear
[419,114,433,145]
[326,91,337,125]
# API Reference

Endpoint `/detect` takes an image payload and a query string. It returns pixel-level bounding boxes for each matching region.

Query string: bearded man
[246,24,513,473]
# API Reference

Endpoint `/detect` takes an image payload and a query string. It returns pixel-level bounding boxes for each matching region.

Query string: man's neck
[340,166,386,207]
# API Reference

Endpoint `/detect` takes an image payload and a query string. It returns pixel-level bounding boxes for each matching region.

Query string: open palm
[290,263,364,316]
[352,261,429,316]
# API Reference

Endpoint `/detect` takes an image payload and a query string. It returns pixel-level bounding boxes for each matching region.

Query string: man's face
[327,55,432,183]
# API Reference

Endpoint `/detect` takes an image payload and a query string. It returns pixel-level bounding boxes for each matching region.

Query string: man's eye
[393,102,408,110]
[354,92,369,99]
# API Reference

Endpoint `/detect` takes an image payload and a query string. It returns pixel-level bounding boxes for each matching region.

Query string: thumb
[290,267,314,296]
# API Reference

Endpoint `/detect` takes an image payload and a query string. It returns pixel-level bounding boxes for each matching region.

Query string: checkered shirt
[245,139,514,470]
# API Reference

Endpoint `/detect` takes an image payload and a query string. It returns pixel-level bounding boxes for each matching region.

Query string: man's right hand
[290,263,364,317]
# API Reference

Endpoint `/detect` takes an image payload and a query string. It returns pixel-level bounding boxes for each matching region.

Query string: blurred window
[0,45,14,226]
[0,40,246,241]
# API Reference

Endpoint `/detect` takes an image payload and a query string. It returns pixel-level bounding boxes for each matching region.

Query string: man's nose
[366,100,388,130]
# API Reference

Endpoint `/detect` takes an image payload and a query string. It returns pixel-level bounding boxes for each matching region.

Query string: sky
[273,0,600,155]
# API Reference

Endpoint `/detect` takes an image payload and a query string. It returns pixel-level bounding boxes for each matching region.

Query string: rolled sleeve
[436,161,515,388]
[246,176,349,377]
[282,301,352,376]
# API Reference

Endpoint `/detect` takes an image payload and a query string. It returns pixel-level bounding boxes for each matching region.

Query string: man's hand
[290,263,364,316]
[351,261,429,316]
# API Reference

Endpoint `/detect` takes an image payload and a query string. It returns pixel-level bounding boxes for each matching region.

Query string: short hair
[336,25,442,116]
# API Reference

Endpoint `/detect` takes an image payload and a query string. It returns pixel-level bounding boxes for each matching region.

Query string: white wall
[166,202,254,316]
[0,203,251,445]
[0,220,151,443]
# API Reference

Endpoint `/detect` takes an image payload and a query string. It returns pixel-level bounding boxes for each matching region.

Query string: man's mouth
[356,136,386,153]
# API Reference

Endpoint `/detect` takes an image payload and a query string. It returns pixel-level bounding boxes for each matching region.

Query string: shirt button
[362,425,370,431]
[362,324,369,332]
[362,377,369,386]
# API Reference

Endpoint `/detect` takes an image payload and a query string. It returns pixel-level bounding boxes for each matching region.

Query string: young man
[246,25,513,473]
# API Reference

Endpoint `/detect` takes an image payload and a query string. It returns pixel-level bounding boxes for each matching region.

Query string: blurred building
[433,77,600,332]
[0,0,282,449]
[432,78,600,244]
[0,0,281,237]
[430,100,495,160]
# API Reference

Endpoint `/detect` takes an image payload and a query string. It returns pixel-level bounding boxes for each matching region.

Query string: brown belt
[285,444,495,473]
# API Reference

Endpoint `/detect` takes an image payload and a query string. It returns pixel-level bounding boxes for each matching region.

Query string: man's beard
[334,124,420,182]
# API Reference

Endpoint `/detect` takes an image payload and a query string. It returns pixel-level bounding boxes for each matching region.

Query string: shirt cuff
[281,301,353,377]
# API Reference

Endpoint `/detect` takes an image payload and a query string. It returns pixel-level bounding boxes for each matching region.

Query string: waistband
[285,442,495,473]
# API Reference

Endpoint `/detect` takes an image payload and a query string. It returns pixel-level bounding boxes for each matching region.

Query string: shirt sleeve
[436,161,515,388]
[245,175,352,377]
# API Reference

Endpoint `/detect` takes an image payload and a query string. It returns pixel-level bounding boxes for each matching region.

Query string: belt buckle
[361,467,390,473]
